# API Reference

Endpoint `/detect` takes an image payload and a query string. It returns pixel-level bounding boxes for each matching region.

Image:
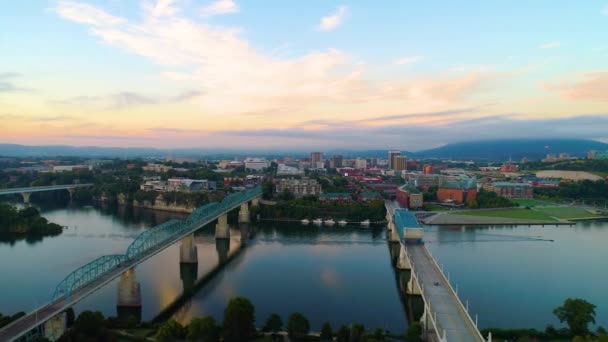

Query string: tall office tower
[332,155,343,168]
[388,150,401,170]
[394,155,407,171]
[310,152,323,164]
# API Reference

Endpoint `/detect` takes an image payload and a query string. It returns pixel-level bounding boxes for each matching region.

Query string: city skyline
[2,1,608,150]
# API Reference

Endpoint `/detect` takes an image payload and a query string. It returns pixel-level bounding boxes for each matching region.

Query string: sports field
[452,209,556,221]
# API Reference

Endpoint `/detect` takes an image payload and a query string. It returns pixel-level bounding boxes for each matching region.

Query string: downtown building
[275,178,322,197]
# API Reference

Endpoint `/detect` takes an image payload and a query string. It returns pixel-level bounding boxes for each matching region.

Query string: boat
[360,219,370,227]
[313,218,323,225]
[301,219,310,225]
[324,219,336,226]
[338,220,347,226]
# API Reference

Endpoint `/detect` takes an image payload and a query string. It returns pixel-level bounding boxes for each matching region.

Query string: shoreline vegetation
[0,203,64,243]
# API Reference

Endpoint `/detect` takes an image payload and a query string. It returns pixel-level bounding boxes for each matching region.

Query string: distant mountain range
[412,139,607,161]
[0,139,606,161]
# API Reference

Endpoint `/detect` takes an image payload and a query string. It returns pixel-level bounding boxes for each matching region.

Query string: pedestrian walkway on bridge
[385,201,491,342]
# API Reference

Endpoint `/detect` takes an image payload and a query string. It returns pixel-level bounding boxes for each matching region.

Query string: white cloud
[602,5,608,15]
[143,0,179,17]
[539,41,561,49]
[395,56,424,65]
[317,6,348,31]
[54,1,125,26]
[200,0,239,17]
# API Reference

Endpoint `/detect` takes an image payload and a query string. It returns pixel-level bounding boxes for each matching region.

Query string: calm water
[0,203,607,331]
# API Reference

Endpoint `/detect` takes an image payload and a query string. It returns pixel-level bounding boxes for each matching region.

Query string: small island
[0,203,63,242]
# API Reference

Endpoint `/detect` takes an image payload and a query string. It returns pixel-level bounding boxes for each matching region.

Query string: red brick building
[437,177,478,205]
[396,184,424,209]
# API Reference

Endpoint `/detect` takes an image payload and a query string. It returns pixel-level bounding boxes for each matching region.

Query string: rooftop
[394,209,421,229]
[492,182,532,188]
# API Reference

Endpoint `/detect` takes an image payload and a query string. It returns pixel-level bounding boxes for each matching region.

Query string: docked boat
[313,218,323,225]
[338,220,347,226]
[360,219,370,227]
[324,219,336,226]
[301,219,310,225]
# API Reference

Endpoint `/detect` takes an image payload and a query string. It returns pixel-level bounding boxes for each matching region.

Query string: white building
[244,157,270,171]
[355,158,368,170]
[277,164,304,175]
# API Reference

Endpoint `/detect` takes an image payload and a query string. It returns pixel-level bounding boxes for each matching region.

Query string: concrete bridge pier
[251,197,260,207]
[396,244,412,270]
[216,238,230,264]
[180,234,198,264]
[67,188,75,202]
[116,268,142,322]
[238,202,250,223]
[388,222,401,242]
[215,214,230,239]
[407,271,422,296]
[21,192,31,204]
[389,241,401,264]
[43,312,67,341]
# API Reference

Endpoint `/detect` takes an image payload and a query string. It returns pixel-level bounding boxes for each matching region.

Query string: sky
[1,0,608,151]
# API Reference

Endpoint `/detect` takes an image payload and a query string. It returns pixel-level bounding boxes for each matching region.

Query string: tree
[188,316,220,342]
[320,322,333,341]
[406,322,423,342]
[223,297,256,342]
[73,310,106,337]
[553,298,596,335]
[262,181,275,200]
[156,319,185,342]
[351,323,366,342]
[287,312,310,339]
[336,325,350,342]
[262,313,283,333]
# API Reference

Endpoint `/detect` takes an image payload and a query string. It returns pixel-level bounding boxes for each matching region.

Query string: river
[0,203,606,331]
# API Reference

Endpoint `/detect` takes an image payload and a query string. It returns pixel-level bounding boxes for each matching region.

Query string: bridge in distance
[0,187,262,342]
[0,184,94,203]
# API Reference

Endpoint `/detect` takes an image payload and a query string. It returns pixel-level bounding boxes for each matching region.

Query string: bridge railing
[421,245,491,342]
[52,254,127,300]
[51,187,262,301]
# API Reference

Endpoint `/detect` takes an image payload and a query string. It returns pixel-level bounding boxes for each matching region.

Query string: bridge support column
[407,272,422,296]
[67,188,75,202]
[216,238,230,264]
[251,197,259,207]
[397,244,412,270]
[21,192,31,204]
[117,268,142,322]
[238,203,250,223]
[180,234,198,264]
[43,312,67,341]
[215,214,230,239]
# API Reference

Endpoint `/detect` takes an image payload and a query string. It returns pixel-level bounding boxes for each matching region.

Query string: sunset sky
[1,0,608,150]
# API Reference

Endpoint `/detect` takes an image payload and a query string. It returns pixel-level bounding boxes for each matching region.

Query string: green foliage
[187,316,220,342]
[262,313,283,333]
[262,181,275,200]
[350,323,365,342]
[0,311,25,329]
[278,189,295,201]
[287,312,310,339]
[536,180,608,202]
[423,186,438,201]
[554,298,596,335]
[474,189,517,208]
[223,297,256,342]
[406,322,422,342]
[336,325,350,342]
[156,319,185,342]
[320,322,333,341]
[260,198,385,222]
[0,203,63,237]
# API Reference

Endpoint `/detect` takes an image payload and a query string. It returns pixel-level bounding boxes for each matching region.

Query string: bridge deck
[0,184,93,195]
[0,188,261,341]
[409,244,482,342]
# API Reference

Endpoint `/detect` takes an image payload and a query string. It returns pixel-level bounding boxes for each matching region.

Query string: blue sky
[1,1,607,150]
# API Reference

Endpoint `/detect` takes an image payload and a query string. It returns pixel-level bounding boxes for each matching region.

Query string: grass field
[452,209,557,221]
[536,206,604,219]
[424,203,450,211]
[512,198,554,207]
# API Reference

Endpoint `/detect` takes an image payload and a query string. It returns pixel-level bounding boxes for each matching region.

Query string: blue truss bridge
[0,186,262,342]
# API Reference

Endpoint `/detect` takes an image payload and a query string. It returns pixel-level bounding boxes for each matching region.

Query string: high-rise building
[355,158,368,170]
[332,155,343,168]
[310,152,323,164]
[388,150,400,170]
[394,156,407,171]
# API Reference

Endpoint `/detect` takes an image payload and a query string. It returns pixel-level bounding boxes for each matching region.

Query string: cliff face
[131,200,193,213]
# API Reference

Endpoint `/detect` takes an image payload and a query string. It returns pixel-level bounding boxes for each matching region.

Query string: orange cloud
[545,71,608,102]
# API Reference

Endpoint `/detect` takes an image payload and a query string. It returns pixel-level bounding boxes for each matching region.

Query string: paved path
[409,244,483,342]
